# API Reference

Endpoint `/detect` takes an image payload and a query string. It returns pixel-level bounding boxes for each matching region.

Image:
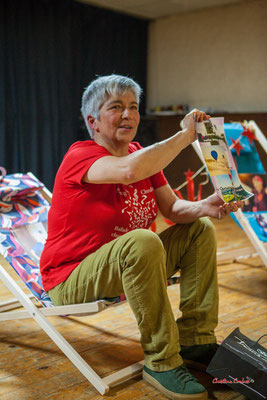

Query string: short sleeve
[129,142,169,189]
[61,142,111,186]
[150,170,168,189]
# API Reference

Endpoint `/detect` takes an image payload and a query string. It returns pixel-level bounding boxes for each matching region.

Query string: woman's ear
[87,115,97,131]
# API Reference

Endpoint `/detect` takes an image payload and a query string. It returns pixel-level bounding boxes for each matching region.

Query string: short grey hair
[81,74,142,138]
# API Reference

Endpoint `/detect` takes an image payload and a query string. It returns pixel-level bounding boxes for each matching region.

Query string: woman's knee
[130,228,165,253]
[194,217,217,246]
[122,229,166,264]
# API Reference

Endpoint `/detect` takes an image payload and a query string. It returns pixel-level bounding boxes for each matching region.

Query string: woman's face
[92,91,140,150]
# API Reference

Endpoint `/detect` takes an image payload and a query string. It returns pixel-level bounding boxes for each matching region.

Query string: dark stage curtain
[0,0,148,189]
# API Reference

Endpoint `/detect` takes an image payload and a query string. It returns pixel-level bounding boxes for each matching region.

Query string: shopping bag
[206,328,267,400]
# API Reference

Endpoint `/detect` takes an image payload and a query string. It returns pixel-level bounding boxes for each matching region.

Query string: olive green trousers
[48,217,218,371]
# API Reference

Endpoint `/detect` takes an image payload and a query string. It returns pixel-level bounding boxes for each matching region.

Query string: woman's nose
[122,108,130,118]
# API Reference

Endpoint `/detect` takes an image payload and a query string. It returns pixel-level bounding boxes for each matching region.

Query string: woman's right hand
[181,109,211,145]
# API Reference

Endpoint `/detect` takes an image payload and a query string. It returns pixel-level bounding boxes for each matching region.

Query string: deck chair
[0,172,180,395]
[192,120,267,266]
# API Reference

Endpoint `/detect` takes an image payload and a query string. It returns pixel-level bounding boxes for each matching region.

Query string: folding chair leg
[0,264,109,395]
[0,294,35,312]
[103,360,144,387]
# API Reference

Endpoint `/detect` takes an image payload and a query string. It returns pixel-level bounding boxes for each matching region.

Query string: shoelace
[174,364,198,384]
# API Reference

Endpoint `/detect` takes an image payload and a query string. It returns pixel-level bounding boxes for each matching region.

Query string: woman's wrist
[176,129,195,150]
[198,198,209,217]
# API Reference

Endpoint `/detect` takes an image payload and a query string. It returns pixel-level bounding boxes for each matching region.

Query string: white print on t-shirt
[141,187,153,194]
[116,187,128,197]
[114,226,129,233]
[111,186,157,238]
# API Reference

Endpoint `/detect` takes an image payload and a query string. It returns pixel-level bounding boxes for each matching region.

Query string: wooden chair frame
[0,176,141,395]
[0,173,180,395]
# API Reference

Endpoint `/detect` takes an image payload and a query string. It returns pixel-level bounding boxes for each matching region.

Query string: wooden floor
[0,215,266,400]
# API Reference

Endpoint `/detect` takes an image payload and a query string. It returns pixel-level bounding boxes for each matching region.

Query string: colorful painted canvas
[195,117,254,203]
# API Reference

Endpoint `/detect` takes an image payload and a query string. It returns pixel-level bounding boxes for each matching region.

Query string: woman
[40,74,241,400]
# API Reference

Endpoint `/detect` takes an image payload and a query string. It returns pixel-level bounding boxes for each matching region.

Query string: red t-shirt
[40,141,168,291]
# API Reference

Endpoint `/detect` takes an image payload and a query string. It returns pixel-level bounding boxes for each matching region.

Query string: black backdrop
[0,0,148,189]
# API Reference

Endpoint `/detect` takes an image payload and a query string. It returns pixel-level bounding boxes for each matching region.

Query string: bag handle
[256,334,267,344]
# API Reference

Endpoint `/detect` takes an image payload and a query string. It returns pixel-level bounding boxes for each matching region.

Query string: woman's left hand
[203,193,243,220]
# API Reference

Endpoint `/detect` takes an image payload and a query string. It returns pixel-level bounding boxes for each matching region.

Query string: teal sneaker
[143,363,208,400]
[180,343,219,371]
